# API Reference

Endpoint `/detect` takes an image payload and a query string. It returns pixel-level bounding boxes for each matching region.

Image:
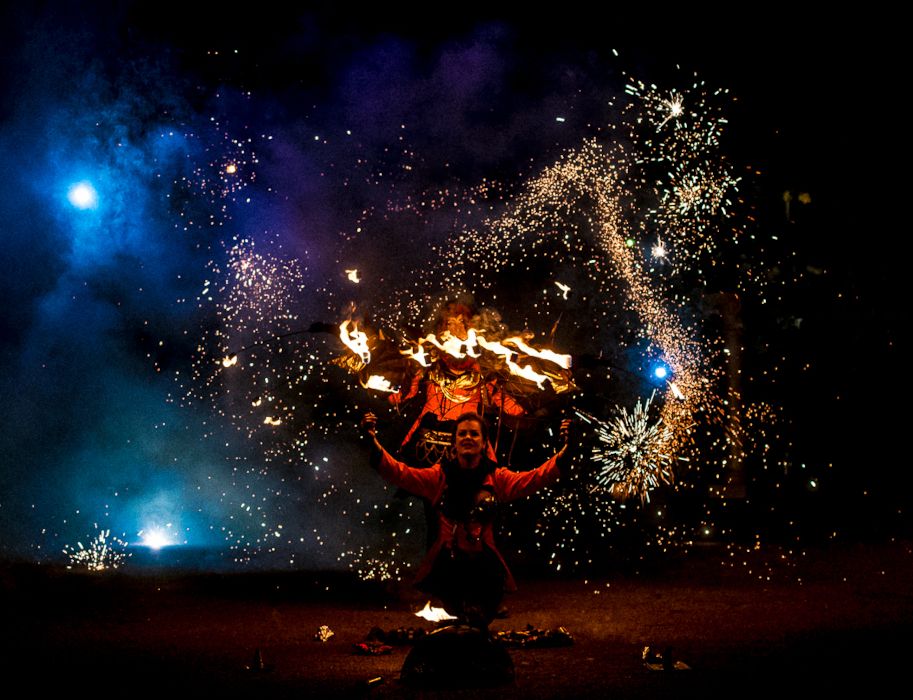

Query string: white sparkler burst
[651,237,667,258]
[64,526,130,571]
[657,91,684,130]
[579,392,674,503]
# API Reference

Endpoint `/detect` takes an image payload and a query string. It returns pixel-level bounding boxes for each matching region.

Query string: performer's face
[454,420,484,462]
[446,314,468,340]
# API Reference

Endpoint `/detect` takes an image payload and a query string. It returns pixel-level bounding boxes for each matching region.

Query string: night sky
[0,5,904,570]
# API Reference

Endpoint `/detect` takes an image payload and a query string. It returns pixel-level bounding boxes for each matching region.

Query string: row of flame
[339,320,572,393]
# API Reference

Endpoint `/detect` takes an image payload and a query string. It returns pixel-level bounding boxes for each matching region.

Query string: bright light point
[67,181,98,210]
[654,366,668,379]
[225,163,237,174]
[140,529,171,550]
[625,238,635,247]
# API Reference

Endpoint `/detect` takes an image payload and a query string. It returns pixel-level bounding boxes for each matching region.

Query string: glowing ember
[221,354,238,367]
[345,269,361,283]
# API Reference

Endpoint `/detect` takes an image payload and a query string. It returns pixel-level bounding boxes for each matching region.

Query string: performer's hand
[361,412,378,437]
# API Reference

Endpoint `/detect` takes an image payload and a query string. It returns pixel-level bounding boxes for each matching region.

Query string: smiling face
[454,419,485,464]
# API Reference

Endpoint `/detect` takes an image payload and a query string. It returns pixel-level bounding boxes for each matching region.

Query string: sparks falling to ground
[63,526,130,572]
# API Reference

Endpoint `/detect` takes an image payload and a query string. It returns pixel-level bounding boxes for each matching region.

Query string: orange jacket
[375,448,560,590]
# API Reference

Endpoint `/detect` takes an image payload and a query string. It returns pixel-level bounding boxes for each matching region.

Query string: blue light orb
[67,181,98,210]
[654,366,668,379]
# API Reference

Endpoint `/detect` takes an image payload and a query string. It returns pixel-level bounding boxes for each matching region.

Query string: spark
[554,281,571,299]
[345,269,361,283]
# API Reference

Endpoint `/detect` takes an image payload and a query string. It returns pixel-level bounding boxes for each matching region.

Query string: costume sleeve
[488,380,526,417]
[375,448,443,500]
[389,372,422,406]
[491,454,560,502]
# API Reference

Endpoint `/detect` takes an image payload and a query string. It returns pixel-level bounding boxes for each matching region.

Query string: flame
[263,416,282,426]
[422,329,481,359]
[339,320,371,364]
[221,354,238,367]
[398,328,570,389]
[345,269,361,283]
[400,343,431,367]
[503,336,572,369]
[415,601,458,623]
[362,375,396,393]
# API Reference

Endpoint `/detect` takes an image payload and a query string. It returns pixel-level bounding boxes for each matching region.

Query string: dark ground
[3,540,912,699]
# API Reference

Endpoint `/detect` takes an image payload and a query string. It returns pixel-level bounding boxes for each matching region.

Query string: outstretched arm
[495,419,574,501]
[360,412,442,499]
[360,411,384,466]
[554,418,572,469]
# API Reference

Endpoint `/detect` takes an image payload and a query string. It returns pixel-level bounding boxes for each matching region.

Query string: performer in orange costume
[390,302,526,467]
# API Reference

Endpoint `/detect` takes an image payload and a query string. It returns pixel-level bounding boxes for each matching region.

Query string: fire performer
[390,301,527,466]
[361,410,572,628]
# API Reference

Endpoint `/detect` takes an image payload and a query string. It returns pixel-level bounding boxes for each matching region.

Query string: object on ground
[495,624,574,648]
[401,624,514,687]
[354,640,394,656]
[244,647,274,672]
[643,645,691,671]
[366,625,427,645]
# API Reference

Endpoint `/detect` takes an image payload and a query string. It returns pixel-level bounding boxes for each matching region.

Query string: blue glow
[67,181,98,209]
[654,366,668,379]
